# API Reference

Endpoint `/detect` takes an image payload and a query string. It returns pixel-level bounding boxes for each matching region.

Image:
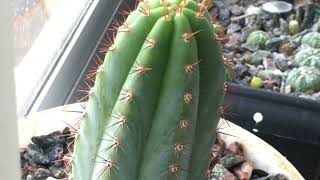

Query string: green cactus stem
[72,0,226,180]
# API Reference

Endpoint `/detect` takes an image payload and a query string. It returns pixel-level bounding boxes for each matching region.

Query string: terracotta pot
[18,103,304,179]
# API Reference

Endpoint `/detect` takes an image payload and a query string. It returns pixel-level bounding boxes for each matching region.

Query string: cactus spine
[72,0,226,180]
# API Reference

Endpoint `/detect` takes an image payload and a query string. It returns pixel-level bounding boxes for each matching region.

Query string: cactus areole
[72,0,226,179]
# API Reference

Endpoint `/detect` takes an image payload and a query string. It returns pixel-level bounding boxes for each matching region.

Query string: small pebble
[26,144,50,165]
[241,42,259,52]
[279,18,289,34]
[227,142,244,156]
[273,86,281,92]
[279,43,297,56]
[20,149,29,168]
[209,164,237,180]
[33,168,51,179]
[26,175,33,180]
[228,23,242,34]
[251,51,271,65]
[273,28,282,37]
[49,165,66,179]
[243,52,252,63]
[248,66,259,76]
[263,58,276,70]
[251,169,269,179]
[46,177,58,180]
[234,63,249,78]
[228,4,244,16]
[285,85,292,94]
[265,37,287,52]
[32,131,66,149]
[219,154,245,168]
[272,53,288,71]
[46,144,65,163]
[246,5,261,15]
[233,161,254,180]
[263,80,277,90]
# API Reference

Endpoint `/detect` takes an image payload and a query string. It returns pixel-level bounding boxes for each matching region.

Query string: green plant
[293,47,320,69]
[246,30,270,49]
[286,66,320,93]
[72,0,226,180]
[212,23,224,36]
[301,32,320,49]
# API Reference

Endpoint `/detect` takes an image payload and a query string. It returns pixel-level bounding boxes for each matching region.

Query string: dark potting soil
[20,128,73,180]
[20,128,289,180]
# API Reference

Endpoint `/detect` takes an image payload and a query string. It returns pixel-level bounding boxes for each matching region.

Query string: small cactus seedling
[293,46,320,69]
[246,30,270,49]
[286,66,320,93]
[72,0,226,180]
[250,76,264,89]
[212,23,224,34]
[301,32,320,49]
[289,20,300,35]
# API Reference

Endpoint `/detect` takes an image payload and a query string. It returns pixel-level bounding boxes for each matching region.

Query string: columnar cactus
[301,32,320,49]
[286,66,320,93]
[293,47,320,69]
[246,30,270,49]
[72,0,226,180]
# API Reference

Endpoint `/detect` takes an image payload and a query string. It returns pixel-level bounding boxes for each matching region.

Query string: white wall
[0,0,21,179]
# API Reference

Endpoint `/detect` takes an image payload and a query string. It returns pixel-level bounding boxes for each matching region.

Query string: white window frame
[0,0,20,179]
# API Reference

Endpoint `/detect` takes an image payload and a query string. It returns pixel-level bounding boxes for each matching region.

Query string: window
[13,0,93,117]
[13,0,123,117]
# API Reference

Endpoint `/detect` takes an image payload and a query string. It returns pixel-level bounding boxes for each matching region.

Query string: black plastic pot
[223,83,320,180]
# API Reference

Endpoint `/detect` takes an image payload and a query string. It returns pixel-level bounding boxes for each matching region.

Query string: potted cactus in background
[301,32,320,49]
[246,30,270,49]
[18,0,304,180]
